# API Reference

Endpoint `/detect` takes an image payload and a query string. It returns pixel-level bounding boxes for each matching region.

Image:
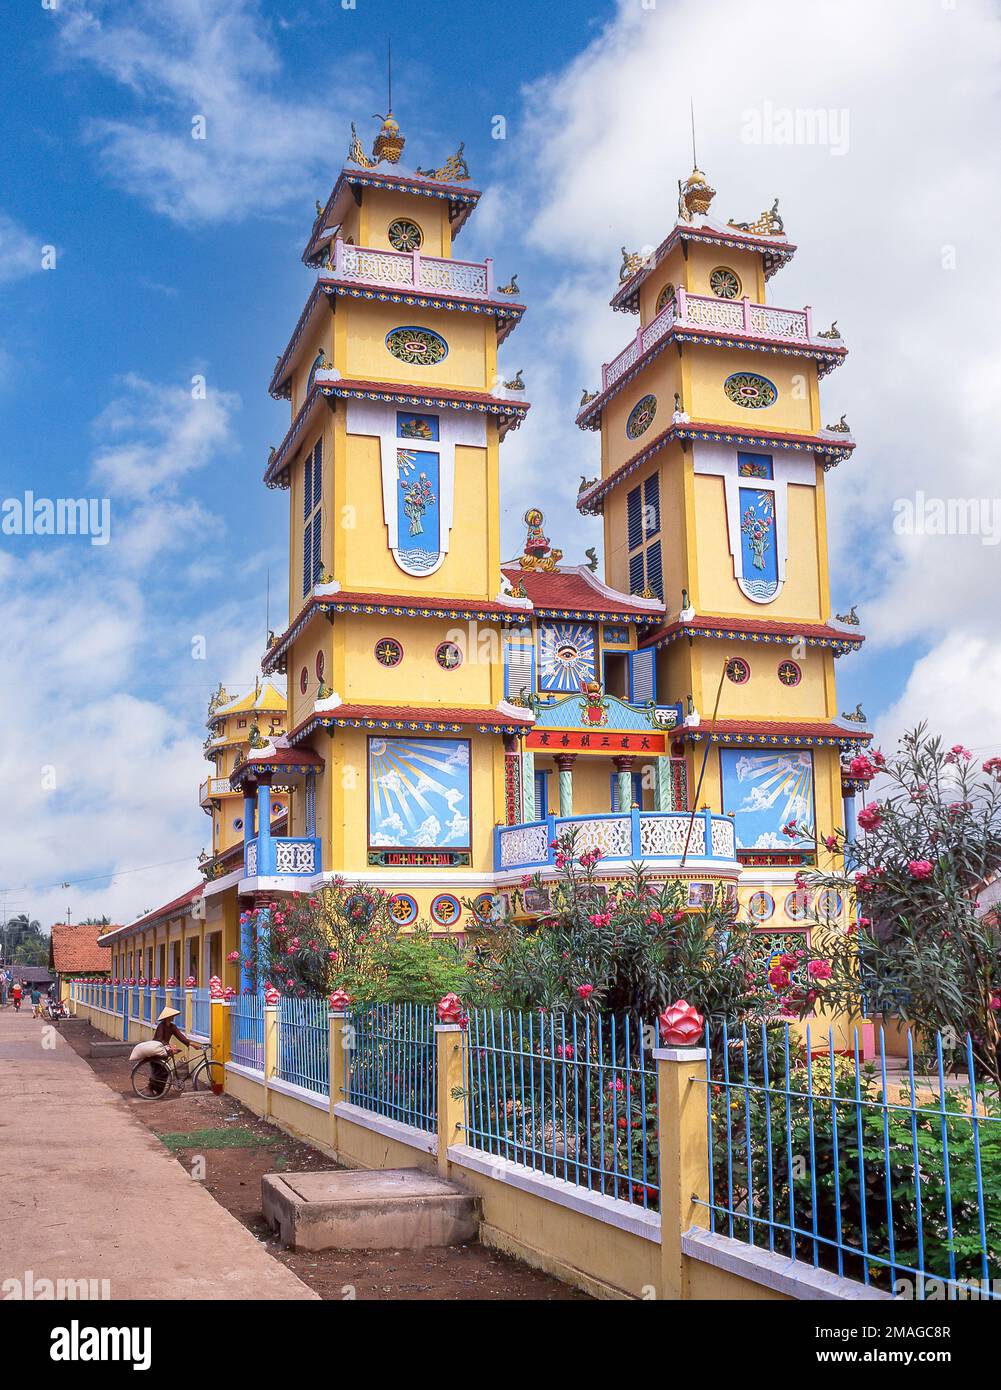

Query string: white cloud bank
[486,0,1001,753]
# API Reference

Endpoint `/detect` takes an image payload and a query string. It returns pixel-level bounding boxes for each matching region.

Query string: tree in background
[797,726,1001,1082]
[2,914,48,967]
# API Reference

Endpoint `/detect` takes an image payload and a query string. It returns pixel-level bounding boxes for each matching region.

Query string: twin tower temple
[101,113,871,989]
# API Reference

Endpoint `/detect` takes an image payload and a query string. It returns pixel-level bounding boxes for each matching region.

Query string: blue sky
[2,0,1000,927]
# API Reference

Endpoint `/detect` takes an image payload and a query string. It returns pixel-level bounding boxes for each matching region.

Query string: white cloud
[0,372,250,929]
[0,213,44,284]
[483,0,1001,737]
[90,373,238,500]
[54,0,368,225]
[874,632,1001,759]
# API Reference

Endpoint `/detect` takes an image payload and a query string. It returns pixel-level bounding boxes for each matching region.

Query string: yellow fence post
[435,1023,466,1179]
[328,1008,350,1156]
[184,987,194,1037]
[210,997,229,1070]
[655,1043,710,1301]
[264,1003,278,1117]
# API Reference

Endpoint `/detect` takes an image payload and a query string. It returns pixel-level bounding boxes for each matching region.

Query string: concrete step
[262,1167,480,1252]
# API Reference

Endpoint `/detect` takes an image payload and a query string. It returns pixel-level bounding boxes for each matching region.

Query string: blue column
[256,783,273,874]
[843,791,858,872]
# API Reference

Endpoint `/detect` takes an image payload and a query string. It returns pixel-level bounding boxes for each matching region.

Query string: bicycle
[130,1043,225,1100]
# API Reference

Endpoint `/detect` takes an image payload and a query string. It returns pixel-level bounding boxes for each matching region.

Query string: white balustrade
[332,240,493,301]
[600,290,819,394]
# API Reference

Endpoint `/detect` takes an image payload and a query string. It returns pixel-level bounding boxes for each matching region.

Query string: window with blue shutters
[534,771,549,820]
[302,438,323,596]
[627,472,662,597]
[608,771,644,810]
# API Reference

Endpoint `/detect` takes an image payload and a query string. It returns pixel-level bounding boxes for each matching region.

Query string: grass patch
[159,1127,281,1152]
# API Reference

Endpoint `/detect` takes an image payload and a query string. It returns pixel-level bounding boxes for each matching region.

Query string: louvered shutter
[645,541,663,599]
[504,628,534,699]
[643,472,660,537]
[629,647,656,703]
[627,485,643,551]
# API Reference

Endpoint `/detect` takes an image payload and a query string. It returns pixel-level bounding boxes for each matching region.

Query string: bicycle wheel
[131,1058,173,1100]
[192,1059,225,1095]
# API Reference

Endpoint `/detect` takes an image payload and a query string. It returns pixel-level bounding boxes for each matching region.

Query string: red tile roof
[262,589,530,673]
[644,615,864,648]
[289,702,533,743]
[500,565,663,618]
[100,884,205,944]
[682,718,872,744]
[49,924,118,974]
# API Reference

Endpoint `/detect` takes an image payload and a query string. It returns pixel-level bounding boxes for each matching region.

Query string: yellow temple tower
[250,113,535,930]
[575,166,872,928]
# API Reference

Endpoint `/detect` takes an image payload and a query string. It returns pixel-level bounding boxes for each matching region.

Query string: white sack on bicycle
[129,1040,169,1063]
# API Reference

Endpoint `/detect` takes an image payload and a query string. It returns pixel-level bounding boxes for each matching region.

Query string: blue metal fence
[464,1009,659,1210]
[229,994,265,1072]
[191,988,211,1038]
[277,996,330,1096]
[345,1003,437,1131]
[699,1021,1000,1300]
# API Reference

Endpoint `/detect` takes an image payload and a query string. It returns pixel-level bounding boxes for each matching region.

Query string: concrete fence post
[264,1004,278,1116]
[210,997,229,1069]
[654,1045,711,1300]
[184,987,194,1036]
[328,1009,350,1156]
[435,1022,466,1179]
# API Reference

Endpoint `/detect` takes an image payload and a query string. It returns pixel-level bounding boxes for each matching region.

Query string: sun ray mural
[368,737,471,851]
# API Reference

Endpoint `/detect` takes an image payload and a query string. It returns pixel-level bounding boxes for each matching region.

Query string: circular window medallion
[724,372,778,410]
[387,218,423,252]
[233,817,244,831]
[784,889,812,922]
[816,888,844,922]
[626,393,657,440]
[299,666,309,695]
[747,890,775,923]
[777,659,801,687]
[435,640,463,671]
[655,282,676,314]
[315,650,325,681]
[725,656,750,684]
[472,891,495,923]
[430,893,462,928]
[709,266,741,299]
[388,893,418,927]
[375,637,404,668]
[385,325,448,366]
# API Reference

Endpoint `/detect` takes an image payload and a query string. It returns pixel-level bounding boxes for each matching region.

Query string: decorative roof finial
[518,508,563,573]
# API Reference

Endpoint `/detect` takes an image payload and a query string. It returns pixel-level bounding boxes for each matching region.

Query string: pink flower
[857,803,883,832]
[781,820,798,839]
[849,755,876,780]
[983,757,1001,775]
[672,911,685,924]
[768,965,791,989]
[577,983,594,999]
[588,911,612,929]
[645,909,664,927]
[945,744,972,764]
[907,859,934,880]
[823,835,839,851]
[226,950,240,963]
[807,959,832,981]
